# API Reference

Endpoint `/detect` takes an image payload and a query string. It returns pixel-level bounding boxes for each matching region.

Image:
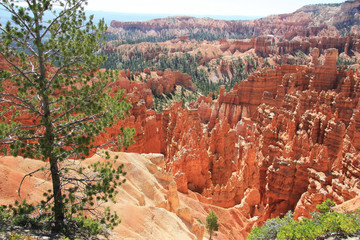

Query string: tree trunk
[49,156,64,232]
[34,3,65,227]
[43,93,64,231]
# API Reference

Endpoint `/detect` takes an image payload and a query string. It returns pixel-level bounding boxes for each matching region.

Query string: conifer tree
[0,0,133,233]
[206,210,219,240]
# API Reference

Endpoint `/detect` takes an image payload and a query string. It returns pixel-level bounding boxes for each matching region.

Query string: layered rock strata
[115,48,360,233]
[109,1,360,42]
[1,47,360,239]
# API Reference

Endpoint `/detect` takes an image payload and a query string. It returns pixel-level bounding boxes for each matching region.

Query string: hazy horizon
[86,0,345,17]
[0,0,347,25]
[86,11,261,24]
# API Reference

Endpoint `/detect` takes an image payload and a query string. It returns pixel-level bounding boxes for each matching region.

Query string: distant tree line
[101,44,259,112]
[105,28,252,44]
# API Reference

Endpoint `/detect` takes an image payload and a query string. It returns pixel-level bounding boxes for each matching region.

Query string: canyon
[92,46,360,238]
[3,46,359,239]
[1,1,360,240]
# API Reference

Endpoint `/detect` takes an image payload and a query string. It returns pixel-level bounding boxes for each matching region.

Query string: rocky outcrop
[109,1,360,40]
[0,152,262,240]
[94,69,196,154]
[161,103,211,193]
[103,47,360,227]
[278,35,360,56]
[2,46,359,239]
[116,48,360,235]
[113,69,196,98]
[219,37,273,56]
[333,0,360,30]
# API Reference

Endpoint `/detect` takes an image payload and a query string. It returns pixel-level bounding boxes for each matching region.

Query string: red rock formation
[161,102,211,193]
[109,1,360,44]
[2,44,360,240]
[144,69,196,95]
[94,69,198,154]
[146,48,360,231]
[218,37,274,57]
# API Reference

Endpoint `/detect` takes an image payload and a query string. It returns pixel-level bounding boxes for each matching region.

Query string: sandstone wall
[116,48,360,232]
[2,47,360,238]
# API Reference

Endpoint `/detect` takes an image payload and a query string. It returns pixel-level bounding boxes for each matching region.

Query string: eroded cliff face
[218,35,360,57]
[1,48,359,239]
[113,48,360,236]
[0,152,248,240]
[108,0,360,40]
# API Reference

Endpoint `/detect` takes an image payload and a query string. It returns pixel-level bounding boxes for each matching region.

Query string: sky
[86,0,346,17]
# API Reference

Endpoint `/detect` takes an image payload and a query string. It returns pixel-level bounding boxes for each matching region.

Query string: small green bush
[277,217,325,240]
[59,238,83,240]
[317,198,335,214]
[0,199,109,238]
[206,211,219,240]
[248,199,360,240]
[0,200,41,229]
[7,233,36,240]
[247,211,294,240]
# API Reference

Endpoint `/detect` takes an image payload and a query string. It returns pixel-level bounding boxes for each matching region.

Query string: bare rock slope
[0,152,260,239]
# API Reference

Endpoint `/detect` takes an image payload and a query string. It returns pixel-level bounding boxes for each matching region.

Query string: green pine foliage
[337,55,358,66]
[104,27,251,45]
[247,211,294,240]
[101,46,252,108]
[102,48,220,103]
[0,0,134,236]
[247,199,360,240]
[153,86,199,113]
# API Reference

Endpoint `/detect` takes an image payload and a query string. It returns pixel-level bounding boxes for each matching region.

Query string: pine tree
[0,0,133,233]
[206,210,219,239]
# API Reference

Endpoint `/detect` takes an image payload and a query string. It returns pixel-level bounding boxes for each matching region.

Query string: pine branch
[0,51,36,86]
[18,168,44,197]
[0,93,41,115]
[0,2,37,39]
